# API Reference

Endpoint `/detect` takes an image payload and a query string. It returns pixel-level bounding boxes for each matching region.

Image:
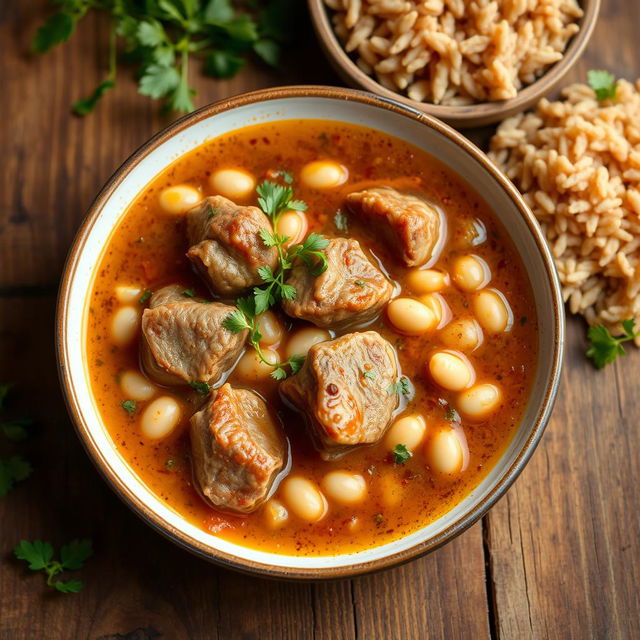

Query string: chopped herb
[223,297,305,380]
[387,377,411,396]
[373,513,384,526]
[334,210,349,231]
[587,70,617,102]
[273,169,293,184]
[362,370,376,380]
[1,417,35,442]
[165,459,175,470]
[14,538,92,594]
[182,289,196,298]
[520,316,527,326]
[139,290,152,305]
[32,1,301,115]
[206,205,217,220]
[121,400,136,415]
[0,456,32,497]
[586,319,639,369]
[392,444,412,465]
[354,280,366,288]
[444,407,460,423]
[189,381,211,395]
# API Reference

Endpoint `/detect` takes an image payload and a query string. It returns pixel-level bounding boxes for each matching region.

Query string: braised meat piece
[280,331,399,459]
[141,284,246,386]
[186,196,278,297]
[190,383,287,513]
[345,186,441,267]
[281,237,392,330]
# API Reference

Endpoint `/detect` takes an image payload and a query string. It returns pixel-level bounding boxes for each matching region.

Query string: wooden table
[1,1,638,638]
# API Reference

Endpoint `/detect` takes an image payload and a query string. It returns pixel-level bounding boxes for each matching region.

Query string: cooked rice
[489,79,640,344]
[324,0,583,105]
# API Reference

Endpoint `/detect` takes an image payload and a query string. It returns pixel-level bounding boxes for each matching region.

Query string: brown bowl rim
[307,0,601,128]
[56,85,564,580]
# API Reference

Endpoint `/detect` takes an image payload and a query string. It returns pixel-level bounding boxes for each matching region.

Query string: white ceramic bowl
[57,86,564,579]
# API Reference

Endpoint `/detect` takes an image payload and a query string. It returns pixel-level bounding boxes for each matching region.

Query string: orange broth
[86,120,538,555]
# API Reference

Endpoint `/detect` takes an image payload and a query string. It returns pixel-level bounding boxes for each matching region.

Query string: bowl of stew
[57,86,564,578]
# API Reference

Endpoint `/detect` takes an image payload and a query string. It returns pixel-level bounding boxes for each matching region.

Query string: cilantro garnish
[121,400,136,415]
[32,1,300,114]
[139,290,152,305]
[587,70,617,102]
[387,377,411,396]
[586,319,639,369]
[392,444,412,465]
[189,381,211,395]
[14,538,93,594]
[223,297,305,380]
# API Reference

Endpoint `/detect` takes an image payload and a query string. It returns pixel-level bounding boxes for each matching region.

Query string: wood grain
[1,1,639,638]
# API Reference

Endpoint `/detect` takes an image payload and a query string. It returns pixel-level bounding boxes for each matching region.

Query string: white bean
[281,477,327,522]
[111,306,140,347]
[115,285,142,304]
[263,499,289,529]
[300,161,348,189]
[457,383,502,420]
[159,185,200,214]
[387,297,437,335]
[418,293,451,329]
[407,269,449,293]
[425,429,464,475]
[440,318,483,352]
[285,328,331,359]
[120,370,156,402]
[276,211,308,246]
[385,414,426,451]
[321,471,367,505]
[428,351,474,391]
[210,169,255,200]
[473,289,513,333]
[140,396,181,440]
[452,255,490,291]
[235,348,280,381]
[256,311,284,347]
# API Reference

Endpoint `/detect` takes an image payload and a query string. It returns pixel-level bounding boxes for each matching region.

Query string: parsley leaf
[139,290,152,305]
[72,79,116,116]
[1,417,35,442]
[32,12,76,54]
[189,381,211,395]
[121,400,136,415]
[14,538,92,594]
[182,289,196,298]
[393,444,412,465]
[587,70,617,102]
[388,377,411,396]
[0,457,33,498]
[586,320,639,369]
[362,370,376,380]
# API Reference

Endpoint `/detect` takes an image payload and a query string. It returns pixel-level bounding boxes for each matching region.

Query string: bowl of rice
[309,0,600,128]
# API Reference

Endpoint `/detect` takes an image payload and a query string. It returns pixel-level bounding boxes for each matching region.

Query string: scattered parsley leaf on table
[32,0,301,115]
[587,70,617,102]
[586,319,639,369]
[0,456,33,498]
[14,539,93,594]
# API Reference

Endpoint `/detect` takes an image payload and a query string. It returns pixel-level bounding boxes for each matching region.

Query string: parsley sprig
[392,444,412,465]
[586,319,639,369]
[223,297,305,380]
[587,70,618,103]
[14,539,93,594]
[33,0,300,115]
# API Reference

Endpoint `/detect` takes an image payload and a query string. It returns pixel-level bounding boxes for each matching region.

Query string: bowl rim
[56,85,565,580]
[307,0,601,128]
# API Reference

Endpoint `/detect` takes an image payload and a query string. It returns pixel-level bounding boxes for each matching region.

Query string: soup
[86,120,537,556]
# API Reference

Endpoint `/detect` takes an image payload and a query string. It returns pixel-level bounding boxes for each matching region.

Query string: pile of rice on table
[490,78,640,344]
[324,0,583,105]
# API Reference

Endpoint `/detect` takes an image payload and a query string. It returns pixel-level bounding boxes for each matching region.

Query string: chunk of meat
[141,284,246,386]
[346,186,441,267]
[190,383,287,513]
[281,237,392,330]
[280,331,399,459]
[186,196,278,297]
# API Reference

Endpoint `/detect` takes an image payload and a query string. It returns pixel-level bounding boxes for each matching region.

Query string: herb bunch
[33,0,298,115]
[223,179,329,380]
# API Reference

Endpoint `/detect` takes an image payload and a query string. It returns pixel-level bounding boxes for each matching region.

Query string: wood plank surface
[0,1,638,639]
